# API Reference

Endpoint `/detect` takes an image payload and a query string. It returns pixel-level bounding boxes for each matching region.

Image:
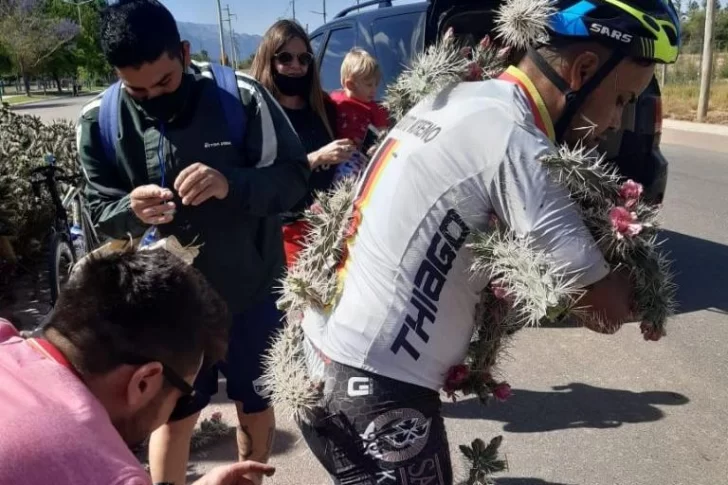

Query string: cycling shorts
[169,293,283,420]
[298,352,452,485]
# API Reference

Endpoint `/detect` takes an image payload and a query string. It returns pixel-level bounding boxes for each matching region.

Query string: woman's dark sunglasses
[274,51,314,67]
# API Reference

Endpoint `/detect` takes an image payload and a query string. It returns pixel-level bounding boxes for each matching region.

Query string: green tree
[0,0,80,95]
[44,0,111,85]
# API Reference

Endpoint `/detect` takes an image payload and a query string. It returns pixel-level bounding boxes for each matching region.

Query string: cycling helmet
[547,0,681,64]
[524,0,681,140]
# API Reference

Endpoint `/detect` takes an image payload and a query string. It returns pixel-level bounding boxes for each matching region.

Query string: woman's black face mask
[273,70,312,97]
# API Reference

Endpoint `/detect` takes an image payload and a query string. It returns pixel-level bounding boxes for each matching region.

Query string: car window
[320,26,356,93]
[310,33,325,58]
[371,12,426,99]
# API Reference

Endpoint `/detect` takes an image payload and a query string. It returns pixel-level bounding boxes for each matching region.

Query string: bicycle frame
[61,183,101,251]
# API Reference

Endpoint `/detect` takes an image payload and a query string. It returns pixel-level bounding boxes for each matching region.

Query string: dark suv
[308,0,668,203]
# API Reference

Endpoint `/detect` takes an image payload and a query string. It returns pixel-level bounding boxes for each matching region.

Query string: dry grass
[662,81,728,125]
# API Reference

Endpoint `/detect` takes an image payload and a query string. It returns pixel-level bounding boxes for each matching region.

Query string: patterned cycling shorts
[298,344,453,485]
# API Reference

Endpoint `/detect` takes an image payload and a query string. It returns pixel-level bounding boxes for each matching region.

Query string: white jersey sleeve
[489,125,610,288]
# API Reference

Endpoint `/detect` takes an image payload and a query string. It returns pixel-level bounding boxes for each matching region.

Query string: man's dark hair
[47,249,230,377]
[100,0,182,68]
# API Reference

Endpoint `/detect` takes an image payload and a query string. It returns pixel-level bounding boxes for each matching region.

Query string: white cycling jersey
[302,66,610,391]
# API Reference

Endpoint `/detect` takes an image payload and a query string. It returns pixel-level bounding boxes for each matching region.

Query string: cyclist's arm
[77,109,147,239]
[488,126,631,325]
[218,75,310,217]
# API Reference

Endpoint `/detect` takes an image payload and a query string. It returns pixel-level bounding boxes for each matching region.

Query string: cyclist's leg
[298,357,452,485]
[148,364,219,484]
[223,294,284,465]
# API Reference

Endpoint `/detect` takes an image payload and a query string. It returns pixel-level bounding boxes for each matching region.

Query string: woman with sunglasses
[251,19,356,267]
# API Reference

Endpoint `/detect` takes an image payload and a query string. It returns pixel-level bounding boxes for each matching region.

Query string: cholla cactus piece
[383,40,469,122]
[261,323,322,422]
[268,178,359,421]
[541,143,622,204]
[0,107,79,261]
[470,38,512,81]
[278,176,359,317]
[628,238,677,332]
[494,0,555,51]
[468,227,582,329]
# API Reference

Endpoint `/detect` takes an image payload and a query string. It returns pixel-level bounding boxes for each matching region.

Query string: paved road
[10,93,97,123]
[15,96,728,484]
[185,141,728,485]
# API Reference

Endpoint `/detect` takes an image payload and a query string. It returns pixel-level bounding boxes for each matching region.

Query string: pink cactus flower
[619,179,644,208]
[609,206,643,239]
[479,35,492,49]
[210,411,223,422]
[492,382,512,401]
[443,364,470,398]
[465,61,483,81]
[490,281,509,300]
[489,279,515,306]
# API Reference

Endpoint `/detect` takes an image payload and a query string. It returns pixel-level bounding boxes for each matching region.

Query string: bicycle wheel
[48,234,75,306]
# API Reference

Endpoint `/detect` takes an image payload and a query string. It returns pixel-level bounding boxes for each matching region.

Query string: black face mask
[273,71,312,97]
[138,72,192,122]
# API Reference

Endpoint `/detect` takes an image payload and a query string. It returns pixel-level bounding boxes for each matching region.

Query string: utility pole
[223,5,238,68]
[292,0,296,20]
[697,0,716,122]
[311,0,327,24]
[215,0,227,65]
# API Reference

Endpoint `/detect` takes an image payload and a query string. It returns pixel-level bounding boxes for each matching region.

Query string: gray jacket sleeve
[221,74,311,216]
[77,102,148,239]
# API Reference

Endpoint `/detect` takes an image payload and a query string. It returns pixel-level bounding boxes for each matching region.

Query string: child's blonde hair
[340,48,381,86]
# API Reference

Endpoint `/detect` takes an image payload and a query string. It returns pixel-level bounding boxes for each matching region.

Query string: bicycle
[30,154,101,305]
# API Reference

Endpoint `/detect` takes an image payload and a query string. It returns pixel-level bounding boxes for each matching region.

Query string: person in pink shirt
[0,249,274,485]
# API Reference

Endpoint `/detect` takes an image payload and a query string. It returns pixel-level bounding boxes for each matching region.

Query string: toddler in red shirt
[330,48,389,182]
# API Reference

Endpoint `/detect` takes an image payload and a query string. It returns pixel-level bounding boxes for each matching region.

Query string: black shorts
[298,356,452,485]
[169,294,283,421]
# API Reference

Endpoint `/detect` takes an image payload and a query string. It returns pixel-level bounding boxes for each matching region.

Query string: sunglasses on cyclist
[274,51,314,67]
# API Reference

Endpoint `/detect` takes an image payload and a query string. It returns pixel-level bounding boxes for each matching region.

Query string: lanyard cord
[158,123,166,188]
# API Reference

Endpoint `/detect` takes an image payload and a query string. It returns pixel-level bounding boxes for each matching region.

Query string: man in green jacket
[77,1,310,483]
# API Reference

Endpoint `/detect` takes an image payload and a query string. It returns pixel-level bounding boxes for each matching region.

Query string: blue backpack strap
[209,63,246,148]
[98,80,122,163]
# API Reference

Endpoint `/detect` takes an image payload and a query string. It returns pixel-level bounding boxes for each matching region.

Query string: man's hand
[130,185,175,225]
[191,461,275,485]
[578,269,634,334]
[174,163,229,206]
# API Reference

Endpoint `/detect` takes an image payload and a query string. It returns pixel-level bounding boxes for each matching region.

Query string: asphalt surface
[14,96,728,485]
[10,93,98,123]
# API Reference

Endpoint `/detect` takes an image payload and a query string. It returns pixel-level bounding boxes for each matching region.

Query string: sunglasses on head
[274,51,314,67]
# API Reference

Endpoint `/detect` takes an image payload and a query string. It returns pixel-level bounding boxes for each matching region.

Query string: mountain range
[178,22,262,61]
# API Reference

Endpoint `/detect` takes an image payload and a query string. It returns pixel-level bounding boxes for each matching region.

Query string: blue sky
[159,0,728,36]
[158,0,418,36]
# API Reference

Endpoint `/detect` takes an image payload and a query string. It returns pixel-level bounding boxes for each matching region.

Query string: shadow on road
[442,383,688,433]
[661,229,728,314]
[495,479,576,485]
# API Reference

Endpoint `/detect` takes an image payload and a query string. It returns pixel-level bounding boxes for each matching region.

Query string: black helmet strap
[526,46,625,142]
